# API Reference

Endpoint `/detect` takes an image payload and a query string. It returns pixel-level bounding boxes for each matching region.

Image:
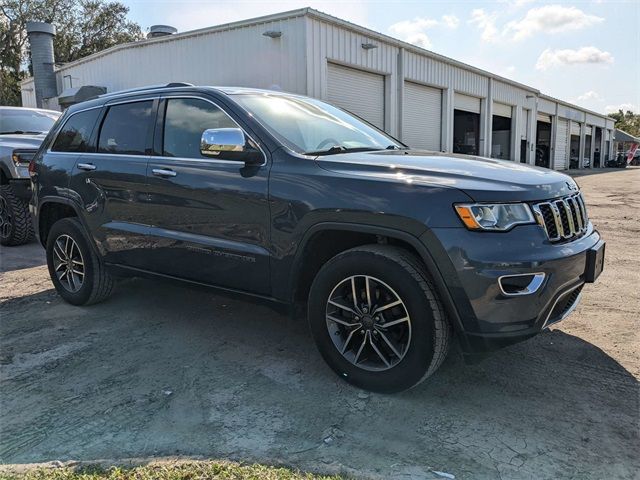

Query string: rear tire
[308,245,451,393]
[0,184,34,246]
[46,217,114,306]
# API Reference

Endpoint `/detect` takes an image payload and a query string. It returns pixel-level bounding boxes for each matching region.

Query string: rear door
[67,97,155,267]
[144,95,271,295]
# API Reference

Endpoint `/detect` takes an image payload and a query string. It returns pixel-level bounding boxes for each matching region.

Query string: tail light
[28,159,37,177]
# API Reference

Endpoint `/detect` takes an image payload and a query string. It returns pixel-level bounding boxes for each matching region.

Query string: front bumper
[424,224,602,354]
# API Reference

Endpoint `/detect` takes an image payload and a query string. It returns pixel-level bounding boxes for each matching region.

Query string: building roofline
[19,6,613,122]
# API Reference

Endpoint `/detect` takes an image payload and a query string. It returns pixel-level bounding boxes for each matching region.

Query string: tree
[608,109,640,138]
[0,0,142,106]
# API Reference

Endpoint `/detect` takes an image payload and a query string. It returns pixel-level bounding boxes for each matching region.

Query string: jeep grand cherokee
[30,84,605,392]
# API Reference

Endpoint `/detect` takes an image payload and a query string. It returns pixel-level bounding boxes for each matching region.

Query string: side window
[163,98,237,159]
[51,109,100,152]
[98,101,152,155]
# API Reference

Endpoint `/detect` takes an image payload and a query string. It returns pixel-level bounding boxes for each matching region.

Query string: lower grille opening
[545,286,583,327]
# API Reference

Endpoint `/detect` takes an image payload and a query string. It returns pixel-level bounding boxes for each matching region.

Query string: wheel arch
[290,222,465,334]
[37,196,83,247]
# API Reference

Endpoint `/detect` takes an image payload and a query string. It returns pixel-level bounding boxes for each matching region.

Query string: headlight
[454,203,535,231]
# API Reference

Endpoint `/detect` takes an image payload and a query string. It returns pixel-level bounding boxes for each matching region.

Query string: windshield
[232,93,403,155]
[0,108,60,135]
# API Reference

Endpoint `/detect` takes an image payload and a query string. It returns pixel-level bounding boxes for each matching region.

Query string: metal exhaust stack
[26,21,57,108]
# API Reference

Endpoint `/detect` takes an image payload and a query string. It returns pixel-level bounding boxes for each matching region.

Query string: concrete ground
[0,168,638,479]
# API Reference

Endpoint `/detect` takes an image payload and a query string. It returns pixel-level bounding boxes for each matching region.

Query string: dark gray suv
[30,84,605,392]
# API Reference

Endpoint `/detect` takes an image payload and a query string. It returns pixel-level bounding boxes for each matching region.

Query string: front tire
[46,217,114,305]
[0,184,34,246]
[308,245,451,393]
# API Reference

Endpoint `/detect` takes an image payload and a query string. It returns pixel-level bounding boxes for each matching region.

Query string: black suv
[31,85,605,392]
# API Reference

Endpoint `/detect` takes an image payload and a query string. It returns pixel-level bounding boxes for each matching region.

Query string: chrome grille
[533,193,588,242]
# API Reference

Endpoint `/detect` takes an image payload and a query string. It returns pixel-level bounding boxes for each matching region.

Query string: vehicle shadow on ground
[0,241,46,273]
[1,278,638,479]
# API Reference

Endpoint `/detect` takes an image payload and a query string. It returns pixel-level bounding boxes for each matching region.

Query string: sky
[119,0,640,115]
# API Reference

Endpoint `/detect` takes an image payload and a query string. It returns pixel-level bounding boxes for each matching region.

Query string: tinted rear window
[51,109,100,153]
[98,101,152,155]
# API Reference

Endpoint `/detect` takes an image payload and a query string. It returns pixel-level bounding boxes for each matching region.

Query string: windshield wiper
[0,130,44,135]
[304,146,385,156]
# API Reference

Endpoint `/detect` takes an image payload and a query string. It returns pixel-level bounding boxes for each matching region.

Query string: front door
[67,98,155,268]
[144,96,271,295]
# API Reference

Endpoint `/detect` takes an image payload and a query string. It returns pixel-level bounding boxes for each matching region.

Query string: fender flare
[37,196,90,246]
[290,221,466,335]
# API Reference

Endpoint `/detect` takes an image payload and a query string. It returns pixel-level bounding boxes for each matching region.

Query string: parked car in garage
[0,106,60,245]
[30,85,605,393]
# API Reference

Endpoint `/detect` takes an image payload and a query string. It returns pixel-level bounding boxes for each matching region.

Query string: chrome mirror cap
[200,128,246,157]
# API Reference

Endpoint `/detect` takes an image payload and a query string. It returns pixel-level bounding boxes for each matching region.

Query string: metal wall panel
[305,17,398,133]
[327,63,385,129]
[492,80,536,110]
[403,50,487,97]
[51,16,308,99]
[402,81,442,150]
[493,102,512,118]
[586,113,605,128]
[454,93,481,113]
[555,118,569,170]
[20,79,37,107]
[538,97,557,114]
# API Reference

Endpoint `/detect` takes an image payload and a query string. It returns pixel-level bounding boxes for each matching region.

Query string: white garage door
[327,63,385,130]
[555,118,569,170]
[493,102,512,118]
[402,82,442,151]
[454,93,481,113]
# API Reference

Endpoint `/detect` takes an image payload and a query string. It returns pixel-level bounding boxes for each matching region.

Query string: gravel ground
[0,167,638,479]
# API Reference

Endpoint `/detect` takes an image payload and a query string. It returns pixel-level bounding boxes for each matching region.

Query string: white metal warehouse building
[20,7,616,170]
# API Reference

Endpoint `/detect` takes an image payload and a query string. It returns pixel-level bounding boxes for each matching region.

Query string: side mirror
[200,128,262,165]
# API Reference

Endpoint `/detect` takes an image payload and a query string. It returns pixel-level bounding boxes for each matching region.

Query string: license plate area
[585,240,605,283]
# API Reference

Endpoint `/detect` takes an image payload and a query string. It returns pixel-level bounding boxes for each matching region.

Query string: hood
[0,133,47,150]
[315,150,580,202]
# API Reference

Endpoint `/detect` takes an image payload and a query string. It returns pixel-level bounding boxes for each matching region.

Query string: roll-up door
[537,113,551,123]
[454,93,481,113]
[327,63,385,130]
[493,102,512,118]
[571,122,581,136]
[585,126,593,136]
[555,118,569,170]
[402,82,442,150]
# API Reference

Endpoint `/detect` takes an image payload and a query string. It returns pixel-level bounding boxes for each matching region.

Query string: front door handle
[77,163,96,171]
[152,168,177,178]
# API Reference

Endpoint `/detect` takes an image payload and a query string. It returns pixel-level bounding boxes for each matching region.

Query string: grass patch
[0,461,346,480]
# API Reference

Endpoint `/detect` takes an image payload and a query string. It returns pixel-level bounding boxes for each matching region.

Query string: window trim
[49,105,102,154]
[154,94,267,167]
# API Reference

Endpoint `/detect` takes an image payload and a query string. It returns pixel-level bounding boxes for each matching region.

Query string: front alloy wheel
[326,275,411,371]
[308,245,451,393]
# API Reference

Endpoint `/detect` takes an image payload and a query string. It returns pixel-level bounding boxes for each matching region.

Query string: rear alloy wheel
[0,184,34,246]
[308,245,451,393]
[46,217,114,306]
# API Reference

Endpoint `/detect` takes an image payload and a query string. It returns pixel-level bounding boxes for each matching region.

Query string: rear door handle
[77,163,96,171]
[152,168,177,178]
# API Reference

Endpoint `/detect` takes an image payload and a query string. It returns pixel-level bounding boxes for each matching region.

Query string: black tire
[0,184,34,246]
[308,245,451,393]
[46,217,114,306]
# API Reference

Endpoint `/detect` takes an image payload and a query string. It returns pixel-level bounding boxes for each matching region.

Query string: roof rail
[98,82,194,98]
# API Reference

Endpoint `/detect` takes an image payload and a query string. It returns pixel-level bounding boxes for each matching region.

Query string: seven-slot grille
[532,193,588,242]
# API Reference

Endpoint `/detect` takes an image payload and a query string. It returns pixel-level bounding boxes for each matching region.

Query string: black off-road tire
[46,217,114,306]
[0,184,34,246]
[308,245,451,393]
